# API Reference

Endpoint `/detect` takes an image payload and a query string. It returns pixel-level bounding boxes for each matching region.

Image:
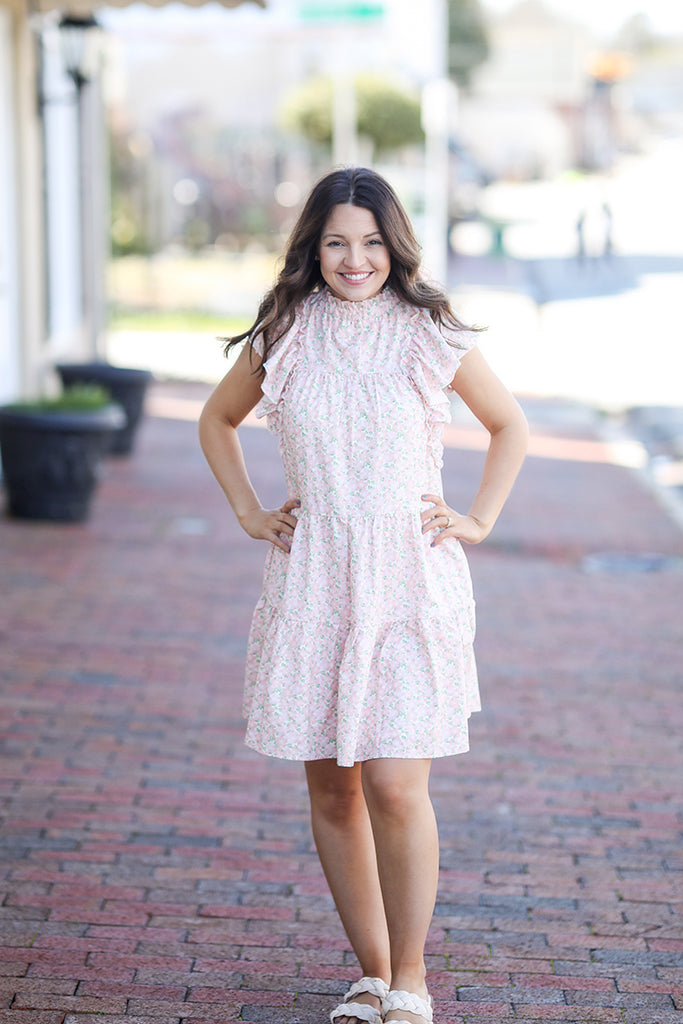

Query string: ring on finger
[444,516,452,528]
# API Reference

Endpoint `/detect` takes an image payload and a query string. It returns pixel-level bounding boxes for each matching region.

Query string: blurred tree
[110,196,148,257]
[184,217,211,252]
[447,0,490,90]
[280,73,424,154]
[109,123,153,256]
[613,13,659,55]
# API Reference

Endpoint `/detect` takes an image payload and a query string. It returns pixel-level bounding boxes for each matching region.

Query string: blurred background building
[1,0,683,404]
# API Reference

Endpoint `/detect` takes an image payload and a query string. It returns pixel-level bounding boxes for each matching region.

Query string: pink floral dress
[243,286,480,766]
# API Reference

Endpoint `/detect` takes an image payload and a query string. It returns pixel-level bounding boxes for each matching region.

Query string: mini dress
[243,286,481,767]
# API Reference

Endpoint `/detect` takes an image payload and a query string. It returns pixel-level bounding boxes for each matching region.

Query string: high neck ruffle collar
[318,285,396,316]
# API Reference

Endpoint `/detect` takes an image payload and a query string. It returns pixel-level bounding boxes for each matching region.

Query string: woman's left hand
[421,493,488,546]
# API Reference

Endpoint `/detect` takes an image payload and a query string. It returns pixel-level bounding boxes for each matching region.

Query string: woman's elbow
[513,402,530,448]
[491,397,529,446]
[198,401,221,453]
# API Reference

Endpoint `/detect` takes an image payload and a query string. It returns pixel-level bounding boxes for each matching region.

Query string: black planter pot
[56,363,153,455]
[0,403,125,521]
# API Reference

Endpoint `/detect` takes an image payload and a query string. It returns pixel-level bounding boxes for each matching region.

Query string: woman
[199,167,528,1024]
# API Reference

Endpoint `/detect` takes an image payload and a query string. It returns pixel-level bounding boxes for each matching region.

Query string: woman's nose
[343,245,365,268]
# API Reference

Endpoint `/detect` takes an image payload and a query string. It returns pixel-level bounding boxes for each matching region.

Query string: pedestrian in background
[575,208,587,265]
[602,201,614,259]
[199,167,528,1024]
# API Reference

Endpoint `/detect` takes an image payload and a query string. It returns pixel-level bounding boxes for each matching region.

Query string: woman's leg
[361,758,438,1024]
[305,759,391,1023]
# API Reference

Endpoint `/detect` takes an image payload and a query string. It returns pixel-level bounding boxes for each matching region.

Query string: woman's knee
[305,760,365,824]
[361,759,431,821]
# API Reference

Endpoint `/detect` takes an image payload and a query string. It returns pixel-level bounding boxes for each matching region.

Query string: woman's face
[318,204,391,301]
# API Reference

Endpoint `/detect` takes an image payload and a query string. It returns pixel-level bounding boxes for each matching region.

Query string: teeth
[342,273,371,281]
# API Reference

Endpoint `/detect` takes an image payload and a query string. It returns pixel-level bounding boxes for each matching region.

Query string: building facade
[0,0,261,406]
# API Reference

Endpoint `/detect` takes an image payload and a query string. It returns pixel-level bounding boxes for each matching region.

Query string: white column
[89,72,108,357]
[0,7,21,403]
[41,23,106,362]
[15,10,48,397]
[42,26,83,358]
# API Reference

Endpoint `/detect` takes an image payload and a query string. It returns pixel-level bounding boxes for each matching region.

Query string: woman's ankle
[389,964,428,996]
[358,968,391,988]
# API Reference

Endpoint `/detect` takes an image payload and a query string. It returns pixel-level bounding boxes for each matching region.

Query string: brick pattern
[1,383,682,1023]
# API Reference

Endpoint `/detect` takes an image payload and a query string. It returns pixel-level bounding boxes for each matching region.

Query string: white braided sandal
[329,976,390,1024]
[382,988,434,1024]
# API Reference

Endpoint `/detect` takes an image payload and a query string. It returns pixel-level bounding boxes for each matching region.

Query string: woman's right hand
[238,498,300,554]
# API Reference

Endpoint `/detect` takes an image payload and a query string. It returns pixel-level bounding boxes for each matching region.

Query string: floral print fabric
[243,287,481,766]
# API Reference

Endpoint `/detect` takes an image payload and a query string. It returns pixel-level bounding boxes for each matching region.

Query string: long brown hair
[224,167,477,369]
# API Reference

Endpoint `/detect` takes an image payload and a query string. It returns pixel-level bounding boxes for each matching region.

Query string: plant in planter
[0,384,125,521]
[56,362,153,455]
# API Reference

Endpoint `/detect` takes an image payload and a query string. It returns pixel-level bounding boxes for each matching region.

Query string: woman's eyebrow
[321,231,382,240]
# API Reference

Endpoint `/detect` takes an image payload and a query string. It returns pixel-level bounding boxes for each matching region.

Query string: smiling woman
[318,205,391,302]
[199,166,529,1024]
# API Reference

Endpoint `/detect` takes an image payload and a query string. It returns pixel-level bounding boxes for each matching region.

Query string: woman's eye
[367,239,383,246]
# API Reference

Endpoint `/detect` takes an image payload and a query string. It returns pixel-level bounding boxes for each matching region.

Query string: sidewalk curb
[599,416,683,535]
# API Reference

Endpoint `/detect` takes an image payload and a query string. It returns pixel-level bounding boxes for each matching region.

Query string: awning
[30,0,264,13]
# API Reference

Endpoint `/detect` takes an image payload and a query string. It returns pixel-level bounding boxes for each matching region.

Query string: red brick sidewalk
[1,382,682,1024]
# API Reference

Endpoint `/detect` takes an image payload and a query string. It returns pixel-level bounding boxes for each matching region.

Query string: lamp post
[58,13,102,356]
[58,14,100,89]
[421,0,451,288]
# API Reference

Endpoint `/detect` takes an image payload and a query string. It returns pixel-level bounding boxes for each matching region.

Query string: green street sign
[299,1,385,22]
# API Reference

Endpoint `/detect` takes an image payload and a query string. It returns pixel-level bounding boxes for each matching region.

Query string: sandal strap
[382,989,433,1023]
[330,978,389,1024]
[345,977,390,1002]
[330,1000,382,1024]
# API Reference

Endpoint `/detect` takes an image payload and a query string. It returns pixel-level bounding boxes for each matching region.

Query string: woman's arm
[198,344,299,553]
[422,347,529,546]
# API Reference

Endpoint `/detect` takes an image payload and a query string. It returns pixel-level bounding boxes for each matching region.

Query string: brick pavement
[1,381,682,1024]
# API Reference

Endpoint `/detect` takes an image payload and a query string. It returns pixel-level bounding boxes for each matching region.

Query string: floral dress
[243,286,480,767]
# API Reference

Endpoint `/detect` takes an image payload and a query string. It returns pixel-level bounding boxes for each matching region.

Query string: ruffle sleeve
[404,308,478,469]
[252,313,303,435]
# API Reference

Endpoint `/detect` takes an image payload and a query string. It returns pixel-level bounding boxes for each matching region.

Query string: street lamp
[58,14,101,89]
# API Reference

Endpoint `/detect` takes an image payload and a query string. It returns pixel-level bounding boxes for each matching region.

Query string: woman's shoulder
[391,296,476,350]
[268,293,319,344]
